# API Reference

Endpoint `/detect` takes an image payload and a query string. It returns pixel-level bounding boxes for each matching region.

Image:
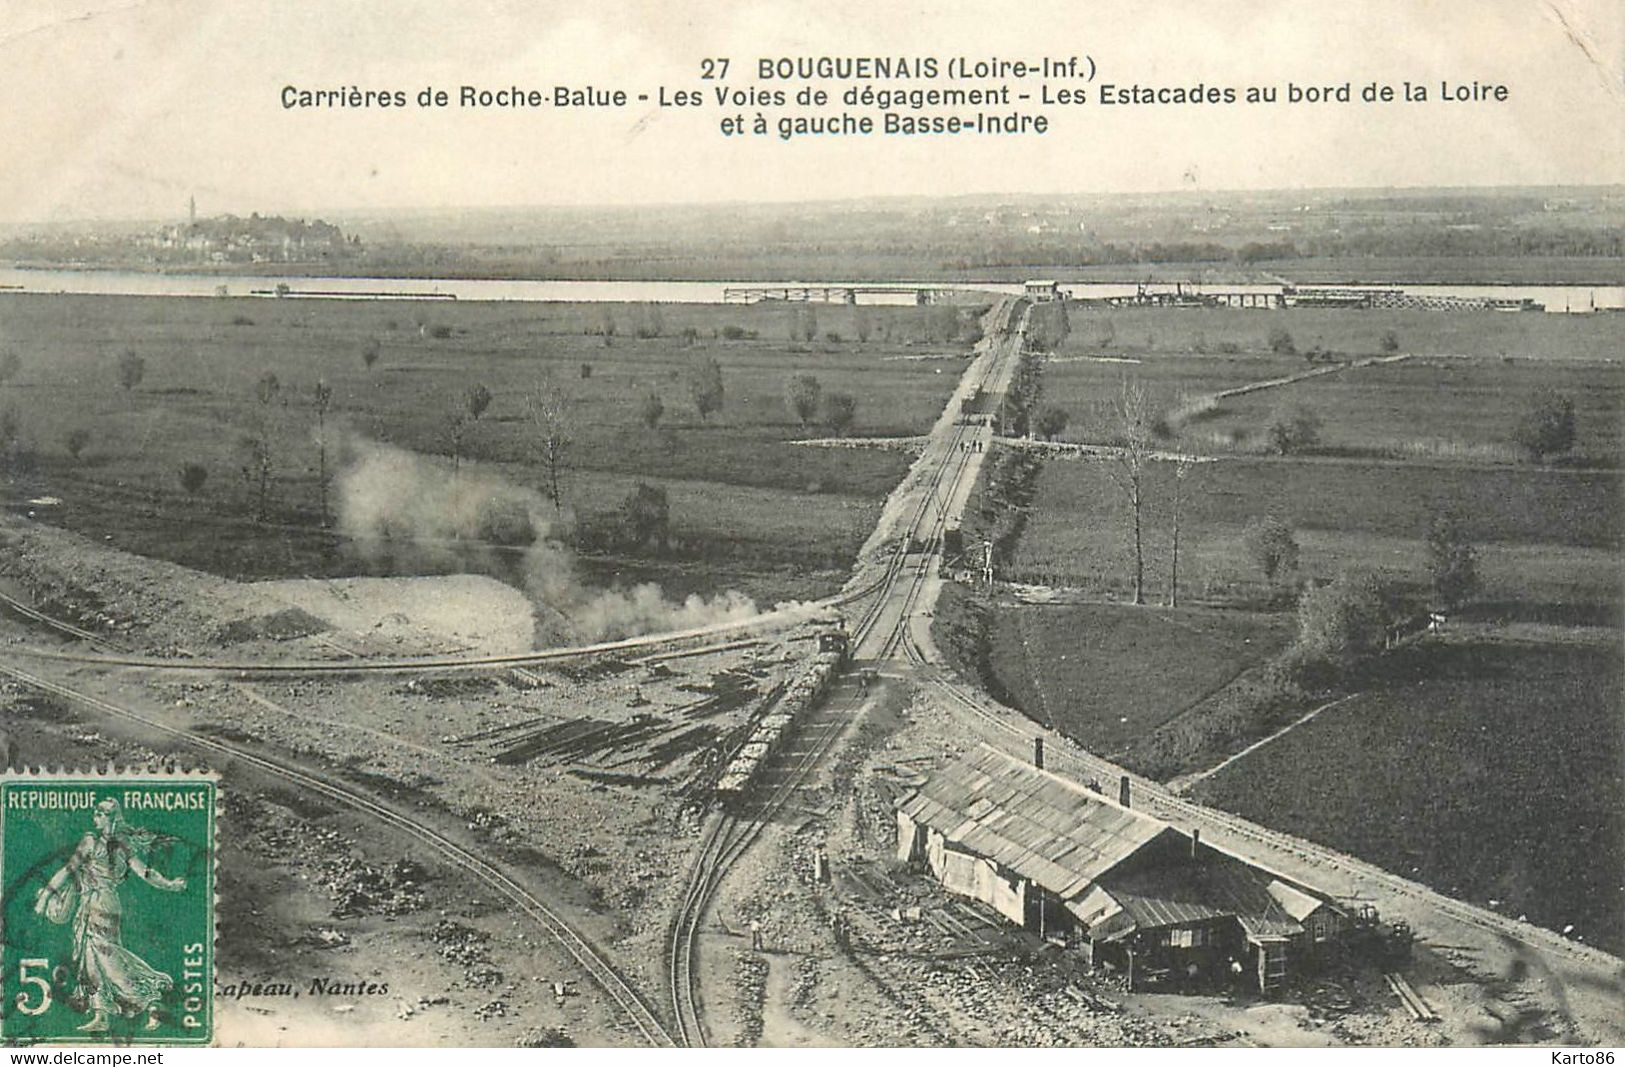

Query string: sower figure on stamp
[33,799,187,1033]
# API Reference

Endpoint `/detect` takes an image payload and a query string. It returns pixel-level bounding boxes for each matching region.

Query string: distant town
[2,200,361,268]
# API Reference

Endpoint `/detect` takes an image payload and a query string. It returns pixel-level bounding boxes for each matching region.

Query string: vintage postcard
[0,0,1619,1053]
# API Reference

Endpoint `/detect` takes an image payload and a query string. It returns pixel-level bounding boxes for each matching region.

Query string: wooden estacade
[722,285,949,305]
[1087,284,1544,312]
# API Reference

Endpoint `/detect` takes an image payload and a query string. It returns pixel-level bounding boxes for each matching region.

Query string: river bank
[2,264,1621,311]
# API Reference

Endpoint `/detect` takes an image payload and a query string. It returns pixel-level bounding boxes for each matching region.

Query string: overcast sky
[0,0,1620,223]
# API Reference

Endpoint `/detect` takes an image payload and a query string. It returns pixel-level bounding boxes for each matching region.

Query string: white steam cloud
[333,436,758,642]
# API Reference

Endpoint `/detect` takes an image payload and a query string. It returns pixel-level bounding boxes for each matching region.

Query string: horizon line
[7,181,1623,230]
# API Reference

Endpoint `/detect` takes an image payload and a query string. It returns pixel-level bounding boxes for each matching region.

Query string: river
[0,266,1619,312]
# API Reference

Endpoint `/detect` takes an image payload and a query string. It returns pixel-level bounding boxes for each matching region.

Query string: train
[712,627,850,798]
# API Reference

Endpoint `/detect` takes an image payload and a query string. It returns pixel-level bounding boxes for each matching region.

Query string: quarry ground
[0,509,825,1045]
[0,519,1481,1049]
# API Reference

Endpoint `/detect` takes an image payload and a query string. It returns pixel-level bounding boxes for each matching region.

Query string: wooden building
[896,745,1347,994]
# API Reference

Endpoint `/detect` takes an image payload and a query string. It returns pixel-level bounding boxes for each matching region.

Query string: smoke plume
[333,436,759,642]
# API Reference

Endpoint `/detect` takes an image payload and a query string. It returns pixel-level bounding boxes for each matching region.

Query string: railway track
[0,585,109,645]
[1385,971,1440,1023]
[663,414,974,1042]
[0,662,678,1047]
[666,673,861,1045]
[0,575,892,677]
[663,299,1028,1045]
[855,302,1019,658]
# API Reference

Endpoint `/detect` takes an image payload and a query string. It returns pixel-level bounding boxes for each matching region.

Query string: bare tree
[1243,516,1299,586]
[825,391,858,436]
[1166,458,1191,607]
[1105,377,1154,604]
[687,356,724,422]
[637,302,663,338]
[640,390,664,430]
[448,382,492,476]
[1033,404,1070,441]
[178,462,208,496]
[1514,391,1575,463]
[242,371,280,521]
[312,379,333,526]
[528,374,573,512]
[1426,507,1479,612]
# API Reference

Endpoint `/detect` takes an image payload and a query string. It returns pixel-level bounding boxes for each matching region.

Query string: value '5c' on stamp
[1,771,216,1046]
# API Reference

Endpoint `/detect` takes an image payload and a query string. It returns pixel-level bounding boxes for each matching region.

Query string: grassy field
[1049,308,1625,461]
[983,602,1292,757]
[0,294,971,601]
[1196,357,1624,463]
[1010,457,1622,618]
[1059,305,1623,364]
[1020,306,1624,607]
[1192,637,1623,956]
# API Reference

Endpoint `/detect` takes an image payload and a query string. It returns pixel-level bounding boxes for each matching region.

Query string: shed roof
[1266,879,1328,922]
[896,745,1179,900]
[1096,860,1306,943]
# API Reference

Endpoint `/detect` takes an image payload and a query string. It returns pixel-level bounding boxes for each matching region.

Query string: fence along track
[0,662,677,1048]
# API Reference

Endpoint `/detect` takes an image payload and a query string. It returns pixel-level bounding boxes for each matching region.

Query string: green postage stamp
[0,771,216,1046]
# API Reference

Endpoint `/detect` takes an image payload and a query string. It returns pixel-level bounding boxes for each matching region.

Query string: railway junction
[0,297,1619,1047]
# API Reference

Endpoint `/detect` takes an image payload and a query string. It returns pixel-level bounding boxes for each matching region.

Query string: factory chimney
[1032,737,1045,770]
[1118,775,1131,809]
[1190,828,1201,860]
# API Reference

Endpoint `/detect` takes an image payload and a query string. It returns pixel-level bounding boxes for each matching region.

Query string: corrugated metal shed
[896,745,1179,900]
[899,746,1341,951]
